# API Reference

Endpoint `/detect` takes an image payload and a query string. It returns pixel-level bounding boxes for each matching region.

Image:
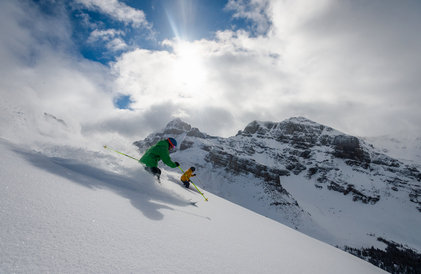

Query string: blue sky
[1,0,421,140]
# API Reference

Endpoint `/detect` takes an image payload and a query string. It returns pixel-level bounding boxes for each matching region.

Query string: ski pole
[178,166,208,201]
[195,176,205,188]
[103,145,139,161]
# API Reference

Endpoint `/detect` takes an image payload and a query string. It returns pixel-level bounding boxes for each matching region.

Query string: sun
[172,41,207,93]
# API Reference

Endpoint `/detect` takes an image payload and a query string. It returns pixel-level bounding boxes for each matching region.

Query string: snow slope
[0,138,386,273]
[363,134,421,166]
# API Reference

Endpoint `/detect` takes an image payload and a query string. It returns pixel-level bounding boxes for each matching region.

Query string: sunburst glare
[172,41,207,96]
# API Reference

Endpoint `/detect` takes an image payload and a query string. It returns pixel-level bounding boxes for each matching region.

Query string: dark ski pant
[181,180,190,188]
[144,167,161,180]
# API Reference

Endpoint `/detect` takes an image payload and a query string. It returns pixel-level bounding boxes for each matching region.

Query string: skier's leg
[181,180,190,188]
[154,167,162,181]
[144,167,161,181]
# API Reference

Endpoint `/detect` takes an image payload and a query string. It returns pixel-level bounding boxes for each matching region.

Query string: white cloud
[226,0,272,34]
[105,38,128,52]
[87,29,125,43]
[74,0,151,29]
[87,29,128,53]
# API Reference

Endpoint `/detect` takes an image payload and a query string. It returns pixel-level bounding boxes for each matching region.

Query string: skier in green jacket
[139,138,179,181]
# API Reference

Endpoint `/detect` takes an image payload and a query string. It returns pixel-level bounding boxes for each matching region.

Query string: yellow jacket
[181,168,195,181]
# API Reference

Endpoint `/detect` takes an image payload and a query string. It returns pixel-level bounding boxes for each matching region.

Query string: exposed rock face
[332,135,370,163]
[240,117,370,163]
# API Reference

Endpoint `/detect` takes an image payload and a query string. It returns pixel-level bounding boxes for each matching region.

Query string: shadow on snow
[13,147,193,221]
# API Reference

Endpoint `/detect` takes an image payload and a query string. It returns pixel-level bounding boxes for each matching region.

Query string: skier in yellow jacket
[181,167,196,188]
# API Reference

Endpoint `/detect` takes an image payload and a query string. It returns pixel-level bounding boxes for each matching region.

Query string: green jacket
[139,140,178,168]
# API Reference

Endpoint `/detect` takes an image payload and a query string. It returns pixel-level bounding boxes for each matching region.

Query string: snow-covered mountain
[134,117,421,271]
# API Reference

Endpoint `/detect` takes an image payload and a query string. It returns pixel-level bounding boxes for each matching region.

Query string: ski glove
[175,162,180,167]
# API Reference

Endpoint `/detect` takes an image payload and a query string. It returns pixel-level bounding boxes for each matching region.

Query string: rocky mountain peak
[162,118,208,139]
[240,117,332,138]
[163,118,191,135]
[237,117,370,163]
[134,118,208,151]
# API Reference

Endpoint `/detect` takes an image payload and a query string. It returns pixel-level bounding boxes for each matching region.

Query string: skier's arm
[160,149,178,168]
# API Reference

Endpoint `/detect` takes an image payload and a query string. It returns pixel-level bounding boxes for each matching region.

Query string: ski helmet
[191,167,195,172]
[167,137,177,148]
